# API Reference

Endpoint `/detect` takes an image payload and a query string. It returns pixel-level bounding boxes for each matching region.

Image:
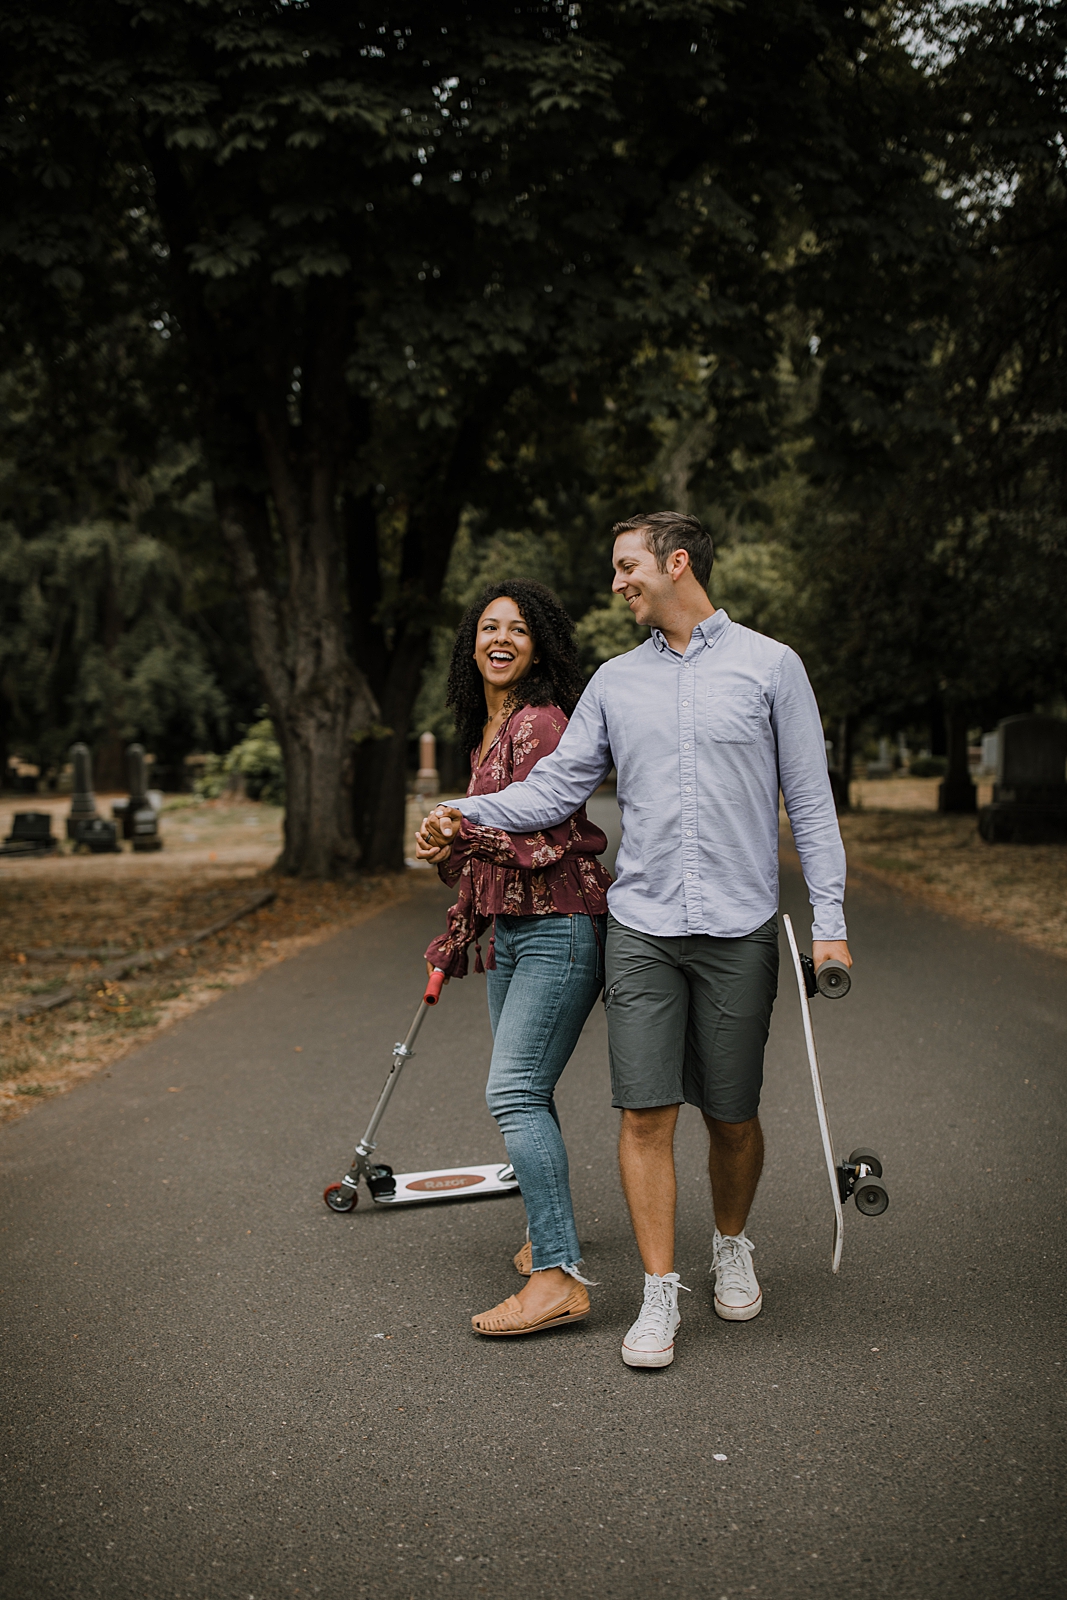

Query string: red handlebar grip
[424,968,446,1005]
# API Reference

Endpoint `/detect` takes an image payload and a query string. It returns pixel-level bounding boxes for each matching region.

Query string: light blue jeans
[486,913,606,1277]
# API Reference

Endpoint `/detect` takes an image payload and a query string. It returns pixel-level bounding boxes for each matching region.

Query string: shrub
[909,756,947,778]
[194,710,285,804]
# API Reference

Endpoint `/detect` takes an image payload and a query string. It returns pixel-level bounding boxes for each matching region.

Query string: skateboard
[782,914,889,1272]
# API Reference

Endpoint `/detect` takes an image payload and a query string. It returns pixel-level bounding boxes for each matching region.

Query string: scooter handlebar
[423,968,446,1005]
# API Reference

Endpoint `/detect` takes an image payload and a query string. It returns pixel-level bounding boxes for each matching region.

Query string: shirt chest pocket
[706,684,761,744]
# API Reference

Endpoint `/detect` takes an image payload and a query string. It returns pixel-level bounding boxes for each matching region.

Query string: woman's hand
[426,960,450,985]
[415,808,455,863]
[415,823,452,863]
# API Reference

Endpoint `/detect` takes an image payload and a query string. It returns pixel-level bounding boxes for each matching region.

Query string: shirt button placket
[681,655,699,933]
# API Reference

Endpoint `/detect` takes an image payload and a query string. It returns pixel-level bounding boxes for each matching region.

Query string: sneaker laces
[632,1272,690,1343]
[714,1234,755,1295]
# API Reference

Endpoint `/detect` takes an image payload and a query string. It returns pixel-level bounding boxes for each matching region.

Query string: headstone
[1,812,57,857]
[127,742,148,803]
[76,816,121,854]
[66,743,99,841]
[126,744,162,852]
[867,735,893,779]
[978,715,1067,843]
[979,732,999,777]
[415,731,439,798]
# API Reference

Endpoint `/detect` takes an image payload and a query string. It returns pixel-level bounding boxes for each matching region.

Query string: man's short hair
[612,511,715,592]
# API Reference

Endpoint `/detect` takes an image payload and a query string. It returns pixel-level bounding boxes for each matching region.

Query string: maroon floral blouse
[423,703,613,978]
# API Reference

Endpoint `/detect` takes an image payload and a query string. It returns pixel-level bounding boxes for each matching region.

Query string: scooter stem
[357,994,436,1153]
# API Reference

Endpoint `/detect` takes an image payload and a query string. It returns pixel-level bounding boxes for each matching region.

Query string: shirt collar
[651,608,730,656]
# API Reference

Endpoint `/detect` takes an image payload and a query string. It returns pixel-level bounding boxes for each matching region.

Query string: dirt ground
[5,777,1063,1126]
[0,795,407,1124]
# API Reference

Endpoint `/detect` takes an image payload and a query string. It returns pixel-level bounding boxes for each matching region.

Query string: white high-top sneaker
[711,1230,762,1321]
[621,1272,689,1368]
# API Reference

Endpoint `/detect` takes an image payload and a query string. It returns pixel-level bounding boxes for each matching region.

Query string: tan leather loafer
[472,1282,590,1337]
[513,1239,533,1276]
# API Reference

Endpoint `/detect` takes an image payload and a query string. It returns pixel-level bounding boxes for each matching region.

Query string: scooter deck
[783,914,845,1273]
[372,1162,521,1206]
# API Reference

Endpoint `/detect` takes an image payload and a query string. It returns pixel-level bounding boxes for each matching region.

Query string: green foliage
[1,0,1060,856]
[909,756,946,778]
[575,594,648,672]
[0,491,230,778]
[196,711,285,805]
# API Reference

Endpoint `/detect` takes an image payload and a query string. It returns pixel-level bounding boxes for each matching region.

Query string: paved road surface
[2,832,1065,1599]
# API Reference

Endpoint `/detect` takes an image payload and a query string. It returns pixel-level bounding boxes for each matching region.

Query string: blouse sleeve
[423,863,488,979]
[445,707,606,871]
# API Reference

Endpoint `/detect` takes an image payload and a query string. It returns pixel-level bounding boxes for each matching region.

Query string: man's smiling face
[611,529,675,630]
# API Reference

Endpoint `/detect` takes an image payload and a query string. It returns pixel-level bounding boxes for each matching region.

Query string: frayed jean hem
[532,1260,597,1287]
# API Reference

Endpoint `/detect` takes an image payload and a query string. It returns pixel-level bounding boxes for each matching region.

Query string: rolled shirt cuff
[811,904,847,942]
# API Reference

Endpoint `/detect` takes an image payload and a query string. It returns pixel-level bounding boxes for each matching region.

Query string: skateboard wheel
[847,1147,882,1178]
[816,959,851,998]
[854,1176,889,1216]
[323,1181,358,1213]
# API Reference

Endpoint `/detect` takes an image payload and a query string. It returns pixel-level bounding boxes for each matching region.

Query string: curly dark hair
[446,579,587,758]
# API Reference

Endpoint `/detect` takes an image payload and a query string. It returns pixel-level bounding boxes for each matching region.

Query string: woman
[417,580,611,1337]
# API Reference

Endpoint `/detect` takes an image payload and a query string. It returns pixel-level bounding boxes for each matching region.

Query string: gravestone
[76,816,121,854]
[867,735,893,779]
[128,744,162,852]
[65,743,99,841]
[112,744,162,848]
[415,731,440,798]
[1,812,57,857]
[978,715,1067,843]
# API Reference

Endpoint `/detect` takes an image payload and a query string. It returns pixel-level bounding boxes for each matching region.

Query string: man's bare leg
[703,1114,764,1237]
[618,1105,680,1275]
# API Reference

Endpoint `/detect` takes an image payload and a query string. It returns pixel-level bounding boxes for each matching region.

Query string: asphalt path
[2,810,1065,1600]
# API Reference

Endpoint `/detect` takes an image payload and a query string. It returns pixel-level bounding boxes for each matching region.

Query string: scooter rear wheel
[323,1182,357,1213]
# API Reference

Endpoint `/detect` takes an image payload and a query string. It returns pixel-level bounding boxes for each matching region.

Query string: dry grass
[783,776,1067,961]
[0,797,408,1123]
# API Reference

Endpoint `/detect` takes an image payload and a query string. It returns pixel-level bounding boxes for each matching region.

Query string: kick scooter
[323,968,521,1212]
[782,914,889,1272]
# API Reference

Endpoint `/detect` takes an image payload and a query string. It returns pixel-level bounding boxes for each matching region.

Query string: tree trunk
[216,472,378,877]
[938,707,976,813]
[829,714,853,813]
[347,409,499,870]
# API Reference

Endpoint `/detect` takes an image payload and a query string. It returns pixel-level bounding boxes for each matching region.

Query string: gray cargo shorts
[603,912,779,1123]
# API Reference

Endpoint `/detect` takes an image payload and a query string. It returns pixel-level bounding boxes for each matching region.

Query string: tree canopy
[1,1,1062,852]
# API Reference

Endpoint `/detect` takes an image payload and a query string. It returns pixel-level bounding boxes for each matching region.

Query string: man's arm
[773,648,848,944]
[456,677,612,832]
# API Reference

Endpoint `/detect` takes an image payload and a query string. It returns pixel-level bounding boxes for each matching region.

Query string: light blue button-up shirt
[455,610,847,942]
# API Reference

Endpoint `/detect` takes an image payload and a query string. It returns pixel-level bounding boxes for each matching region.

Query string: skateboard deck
[783,913,845,1272]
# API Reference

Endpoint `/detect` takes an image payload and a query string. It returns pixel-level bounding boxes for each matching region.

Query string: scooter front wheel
[323,1181,358,1213]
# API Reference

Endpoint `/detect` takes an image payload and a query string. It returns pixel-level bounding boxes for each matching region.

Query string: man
[419,512,850,1368]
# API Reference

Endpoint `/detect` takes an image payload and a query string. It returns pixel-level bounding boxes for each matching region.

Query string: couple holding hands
[416,511,850,1369]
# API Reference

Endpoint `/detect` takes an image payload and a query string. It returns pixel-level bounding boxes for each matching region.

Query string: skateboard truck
[799,951,852,999]
[784,915,889,1271]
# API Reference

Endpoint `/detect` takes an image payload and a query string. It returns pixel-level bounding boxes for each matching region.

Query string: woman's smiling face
[473,595,537,693]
